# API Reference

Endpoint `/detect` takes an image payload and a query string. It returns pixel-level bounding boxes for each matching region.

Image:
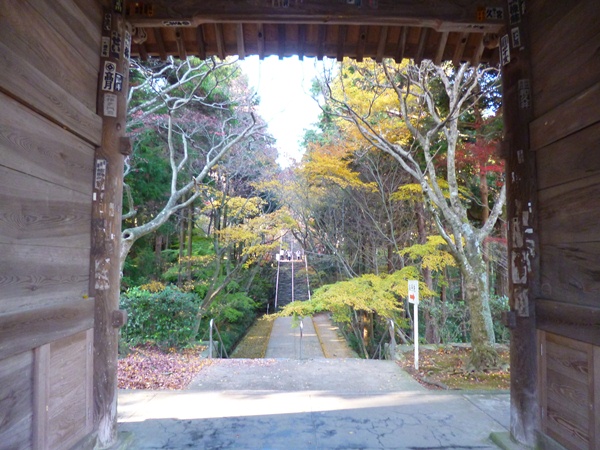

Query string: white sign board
[408,280,420,370]
[408,280,419,304]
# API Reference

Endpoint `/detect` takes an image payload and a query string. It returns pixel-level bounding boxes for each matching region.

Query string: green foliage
[490,295,510,344]
[120,285,201,349]
[416,294,509,345]
[205,291,260,351]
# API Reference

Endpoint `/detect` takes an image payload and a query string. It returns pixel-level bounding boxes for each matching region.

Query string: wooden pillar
[501,2,539,446]
[91,2,130,447]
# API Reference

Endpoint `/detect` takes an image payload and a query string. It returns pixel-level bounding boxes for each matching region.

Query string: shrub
[120,285,201,349]
[490,295,510,344]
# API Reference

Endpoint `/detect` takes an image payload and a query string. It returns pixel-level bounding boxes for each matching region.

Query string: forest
[119,55,509,371]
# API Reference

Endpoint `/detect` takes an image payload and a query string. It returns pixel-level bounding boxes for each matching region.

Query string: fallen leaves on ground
[398,346,510,391]
[230,316,274,358]
[118,345,212,390]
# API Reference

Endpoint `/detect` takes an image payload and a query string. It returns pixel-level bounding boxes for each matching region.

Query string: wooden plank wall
[0,0,102,448]
[528,0,600,448]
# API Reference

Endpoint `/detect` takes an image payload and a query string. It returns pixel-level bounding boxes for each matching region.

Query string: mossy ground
[398,346,510,390]
[230,316,275,358]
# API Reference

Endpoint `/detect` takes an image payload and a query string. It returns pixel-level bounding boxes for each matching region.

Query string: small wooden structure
[0,1,598,449]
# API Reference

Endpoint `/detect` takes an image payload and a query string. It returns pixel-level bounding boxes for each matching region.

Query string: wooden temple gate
[0,1,597,449]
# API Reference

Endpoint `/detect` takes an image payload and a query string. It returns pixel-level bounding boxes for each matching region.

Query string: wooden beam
[137,42,149,61]
[433,31,449,65]
[470,32,485,66]
[256,23,265,59]
[298,24,306,59]
[33,344,49,450]
[0,41,102,147]
[452,31,468,65]
[414,27,429,65]
[175,29,187,60]
[502,7,539,447]
[530,81,600,151]
[337,25,347,62]
[356,25,367,62]
[153,28,167,60]
[317,25,326,60]
[278,24,286,59]
[196,25,207,59]
[395,26,408,62]
[536,298,600,346]
[214,23,226,59]
[127,0,505,34]
[0,299,94,361]
[236,23,246,59]
[375,26,388,62]
[93,8,130,448]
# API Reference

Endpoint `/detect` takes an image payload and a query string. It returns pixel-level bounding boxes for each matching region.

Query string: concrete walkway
[312,313,358,359]
[118,359,512,449]
[117,315,519,449]
[265,316,325,359]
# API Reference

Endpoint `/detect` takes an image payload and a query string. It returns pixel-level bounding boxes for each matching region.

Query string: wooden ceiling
[127,0,505,64]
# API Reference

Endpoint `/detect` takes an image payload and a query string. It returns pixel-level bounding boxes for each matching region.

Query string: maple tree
[320,59,506,369]
[279,266,430,358]
[121,56,267,271]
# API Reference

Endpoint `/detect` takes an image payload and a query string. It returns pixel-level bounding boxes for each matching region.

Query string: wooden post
[91,2,130,447]
[501,2,539,446]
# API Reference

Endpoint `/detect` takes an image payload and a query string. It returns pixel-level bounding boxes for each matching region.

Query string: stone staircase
[275,260,310,309]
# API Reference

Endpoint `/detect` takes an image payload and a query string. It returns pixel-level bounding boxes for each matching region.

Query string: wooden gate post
[92,3,131,447]
[501,4,540,446]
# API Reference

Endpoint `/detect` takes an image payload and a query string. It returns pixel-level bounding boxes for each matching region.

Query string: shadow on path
[119,356,511,449]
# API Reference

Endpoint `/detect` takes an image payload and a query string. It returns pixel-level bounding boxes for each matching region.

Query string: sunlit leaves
[399,235,457,272]
[278,266,433,324]
[300,143,377,192]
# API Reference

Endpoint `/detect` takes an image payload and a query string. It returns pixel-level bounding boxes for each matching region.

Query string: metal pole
[414,301,419,370]
[299,319,303,360]
[304,252,311,301]
[274,260,280,310]
[209,318,214,359]
[291,239,295,303]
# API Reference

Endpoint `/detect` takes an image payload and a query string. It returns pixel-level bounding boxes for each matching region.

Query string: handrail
[304,253,311,301]
[208,318,229,359]
[274,258,280,310]
[373,319,398,360]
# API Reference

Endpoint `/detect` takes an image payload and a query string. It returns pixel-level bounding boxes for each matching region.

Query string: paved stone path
[117,314,519,449]
[312,312,358,358]
[265,316,325,359]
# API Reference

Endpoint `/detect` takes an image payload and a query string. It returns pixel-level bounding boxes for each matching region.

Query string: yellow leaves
[180,254,215,266]
[216,208,293,265]
[252,179,283,193]
[301,149,376,192]
[399,235,457,272]
[279,268,423,323]
[330,58,414,149]
[139,280,167,292]
[390,183,423,202]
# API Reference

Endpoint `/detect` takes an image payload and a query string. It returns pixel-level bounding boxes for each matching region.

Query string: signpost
[408,280,419,370]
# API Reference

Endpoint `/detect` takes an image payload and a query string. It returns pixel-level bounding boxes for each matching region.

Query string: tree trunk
[416,201,439,344]
[155,234,163,275]
[177,211,185,286]
[186,201,193,281]
[461,242,498,369]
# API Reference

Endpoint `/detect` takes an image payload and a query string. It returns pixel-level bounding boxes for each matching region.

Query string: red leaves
[118,345,211,390]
